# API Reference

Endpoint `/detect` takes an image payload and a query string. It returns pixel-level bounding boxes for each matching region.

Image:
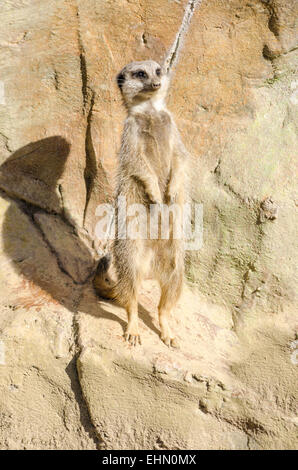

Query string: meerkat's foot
[161,335,179,349]
[124,333,142,346]
[124,322,141,346]
[160,323,179,348]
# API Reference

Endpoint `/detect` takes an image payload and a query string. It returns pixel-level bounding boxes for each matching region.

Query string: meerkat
[93,60,189,347]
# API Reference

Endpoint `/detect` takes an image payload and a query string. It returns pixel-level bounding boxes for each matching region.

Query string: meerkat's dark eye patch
[156,68,161,76]
[133,70,148,79]
[116,72,125,90]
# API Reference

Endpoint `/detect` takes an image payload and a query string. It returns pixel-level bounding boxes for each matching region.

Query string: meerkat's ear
[116,72,125,90]
[161,64,167,75]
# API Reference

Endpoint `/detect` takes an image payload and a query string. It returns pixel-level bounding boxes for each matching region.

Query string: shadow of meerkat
[0,136,160,337]
[0,135,163,445]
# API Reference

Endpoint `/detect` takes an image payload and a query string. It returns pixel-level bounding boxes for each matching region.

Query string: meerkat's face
[116,60,168,106]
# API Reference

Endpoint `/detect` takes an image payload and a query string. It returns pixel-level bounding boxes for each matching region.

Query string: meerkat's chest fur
[134,108,173,177]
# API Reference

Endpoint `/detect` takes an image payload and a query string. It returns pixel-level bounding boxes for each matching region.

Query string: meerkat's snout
[151,82,161,90]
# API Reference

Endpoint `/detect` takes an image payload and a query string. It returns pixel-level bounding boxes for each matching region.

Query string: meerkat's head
[116,60,169,109]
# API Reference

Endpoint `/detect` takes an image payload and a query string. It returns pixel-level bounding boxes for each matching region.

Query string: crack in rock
[0,132,12,153]
[260,0,280,38]
[163,0,203,74]
[83,92,97,227]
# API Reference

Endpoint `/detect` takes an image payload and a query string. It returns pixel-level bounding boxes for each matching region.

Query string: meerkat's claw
[170,338,179,349]
[124,333,141,346]
[162,336,171,347]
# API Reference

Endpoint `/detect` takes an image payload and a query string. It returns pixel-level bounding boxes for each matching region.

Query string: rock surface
[0,0,297,449]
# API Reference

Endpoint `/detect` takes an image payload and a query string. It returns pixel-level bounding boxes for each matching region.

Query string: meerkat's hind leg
[113,240,143,346]
[124,295,142,346]
[158,271,183,348]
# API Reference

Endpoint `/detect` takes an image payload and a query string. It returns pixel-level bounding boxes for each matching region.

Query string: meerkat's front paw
[151,190,163,205]
[148,181,163,205]
[167,182,180,204]
[168,192,178,204]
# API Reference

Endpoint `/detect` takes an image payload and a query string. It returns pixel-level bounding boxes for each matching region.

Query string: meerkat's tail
[93,254,118,301]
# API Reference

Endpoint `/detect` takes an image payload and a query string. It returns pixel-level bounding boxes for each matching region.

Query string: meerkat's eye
[156,68,161,76]
[134,70,147,79]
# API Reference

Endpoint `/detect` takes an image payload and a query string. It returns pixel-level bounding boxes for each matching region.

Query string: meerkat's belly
[137,110,173,191]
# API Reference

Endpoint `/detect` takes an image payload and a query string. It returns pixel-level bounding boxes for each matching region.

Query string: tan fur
[93,60,189,347]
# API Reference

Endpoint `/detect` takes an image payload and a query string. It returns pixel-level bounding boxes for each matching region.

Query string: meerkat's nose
[151,82,161,89]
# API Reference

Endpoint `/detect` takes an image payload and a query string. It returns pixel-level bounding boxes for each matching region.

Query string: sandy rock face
[0,0,297,449]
